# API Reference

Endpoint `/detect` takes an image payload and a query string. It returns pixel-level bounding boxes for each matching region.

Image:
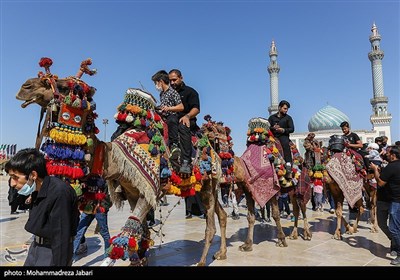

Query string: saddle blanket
[240,144,280,208]
[325,152,363,208]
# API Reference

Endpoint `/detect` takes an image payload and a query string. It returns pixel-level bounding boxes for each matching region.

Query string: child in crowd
[365,142,383,167]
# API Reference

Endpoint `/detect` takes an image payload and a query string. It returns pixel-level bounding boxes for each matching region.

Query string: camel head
[16,77,97,109]
[16,57,97,109]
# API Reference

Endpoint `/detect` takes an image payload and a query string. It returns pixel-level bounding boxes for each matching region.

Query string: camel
[15,59,228,266]
[16,66,159,265]
[321,146,378,240]
[229,115,317,252]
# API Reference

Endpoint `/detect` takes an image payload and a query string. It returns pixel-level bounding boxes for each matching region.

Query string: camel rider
[268,100,295,176]
[340,121,365,224]
[340,121,368,169]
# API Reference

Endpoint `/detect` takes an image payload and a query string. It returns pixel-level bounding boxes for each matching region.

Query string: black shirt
[175,82,200,132]
[343,132,361,151]
[268,113,294,138]
[175,82,200,121]
[25,176,79,266]
[380,159,400,203]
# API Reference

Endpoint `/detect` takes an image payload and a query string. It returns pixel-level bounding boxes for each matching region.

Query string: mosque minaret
[267,40,280,115]
[368,22,392,142]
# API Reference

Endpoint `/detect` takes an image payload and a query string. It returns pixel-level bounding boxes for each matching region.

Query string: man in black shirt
[371,146,400,265]
[5,148,79,266]
[169,69,200,175]
[268,100,295,174]
[373,145,398,257]
[340,121,363,151]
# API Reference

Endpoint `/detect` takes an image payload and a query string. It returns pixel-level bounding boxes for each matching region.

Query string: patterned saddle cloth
[325,152,363,208]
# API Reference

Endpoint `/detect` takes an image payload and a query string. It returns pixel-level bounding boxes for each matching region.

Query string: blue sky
[1,0,399,156]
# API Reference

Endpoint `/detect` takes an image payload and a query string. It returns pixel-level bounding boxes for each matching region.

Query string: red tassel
[153,113,161,122]
[128,237,137,248]
[95,192,106,201]
[117,112,125,121]
[109,236,117,245]
[39,57,53,68]
[194,170,202,181]
[170,172,182,185]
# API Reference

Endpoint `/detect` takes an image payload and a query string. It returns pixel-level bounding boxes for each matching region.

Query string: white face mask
[155,83,163,92]
[18,177,36,196]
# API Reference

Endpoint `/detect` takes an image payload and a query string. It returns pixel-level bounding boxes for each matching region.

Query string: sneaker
[390,251,398,257]
[390,256,400,265]
[185,213,193,219]
[329,209,335,214]
[198,214,206,219]
[75,242,88,255]
[231,213,240,220]
[169,145,181,170]
[100,257,116,266]
[265,218,271,223]
[179,160,192,175]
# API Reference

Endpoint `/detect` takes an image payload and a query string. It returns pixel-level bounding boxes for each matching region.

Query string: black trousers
[166,114,179,148]
[185,193,206,216]
[24,241,73,266]
[277,136,292,164]
[178,122,193,163]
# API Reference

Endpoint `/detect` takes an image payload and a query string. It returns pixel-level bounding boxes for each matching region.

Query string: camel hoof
[345,227,354,235]
[289,234,298,240]
[304,233,312,240]
[196,262,206,266]
[213,251,227,260]
[332,234,342,240]
[370,228,378,233]
[276,240,288,247]
[239,244,253,252]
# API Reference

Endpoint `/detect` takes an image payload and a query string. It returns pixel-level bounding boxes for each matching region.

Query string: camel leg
[197,180,217,266]
[365,185,379,233]
[271,196,287,247]
[335,202,351,239]
[351,199,364,233]
[301,199,312,240]
[328,182,346,240]
[370,193,379,233]
[239,187,255,252]
[289,191,299,240]
[213,197,228,261]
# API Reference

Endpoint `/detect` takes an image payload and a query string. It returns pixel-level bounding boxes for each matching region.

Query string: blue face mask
[18,179,36,196]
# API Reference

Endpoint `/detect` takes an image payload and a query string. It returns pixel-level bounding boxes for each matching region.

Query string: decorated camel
[320,138,378,240]
[193,115,305,258]
[16,58,229,266]
[218,117,313,252]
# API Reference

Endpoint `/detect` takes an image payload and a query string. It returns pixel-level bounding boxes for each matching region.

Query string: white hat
[368,143,379,150]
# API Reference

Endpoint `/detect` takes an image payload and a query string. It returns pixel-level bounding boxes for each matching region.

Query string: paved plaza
[0,176,396,267]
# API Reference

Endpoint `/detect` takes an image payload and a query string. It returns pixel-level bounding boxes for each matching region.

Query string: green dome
[308,105,349,132]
